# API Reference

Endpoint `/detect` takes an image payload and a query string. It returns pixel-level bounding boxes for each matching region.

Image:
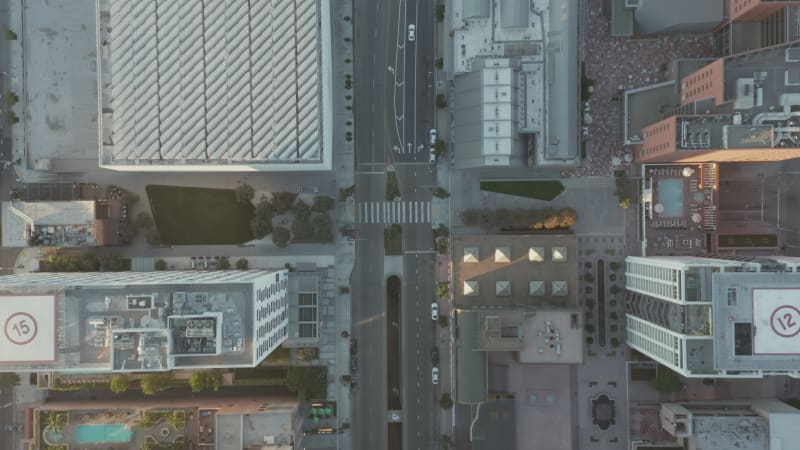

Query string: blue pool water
[76,424,133,444]
[656,178,684,218]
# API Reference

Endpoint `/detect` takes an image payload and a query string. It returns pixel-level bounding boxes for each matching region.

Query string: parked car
[431,302,439,320]
[429,148,436,163]
[408,24,416,42]
[5,424,22,432]
[431,346,439,365]
[350,338,358,355]
[432,367,439,385]
[429,128,437,145]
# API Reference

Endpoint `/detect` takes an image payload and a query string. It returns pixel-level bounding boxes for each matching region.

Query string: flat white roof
[0,295,56,363]
[752,288,800,355]
[98,0,331,170]
[2,201,97,248]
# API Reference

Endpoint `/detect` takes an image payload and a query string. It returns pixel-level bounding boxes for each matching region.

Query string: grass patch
[386,172,400,201]
[480,180,565,201]
[385,224,402,255]
[146,185,254,245]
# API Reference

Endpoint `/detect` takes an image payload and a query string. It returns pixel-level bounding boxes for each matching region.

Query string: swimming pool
[656,178,684,218]
[76,424,133,444]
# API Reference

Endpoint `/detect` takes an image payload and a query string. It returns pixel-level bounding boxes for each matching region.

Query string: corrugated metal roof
[106,0,321,163]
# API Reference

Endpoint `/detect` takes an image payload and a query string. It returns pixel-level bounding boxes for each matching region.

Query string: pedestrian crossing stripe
[356,201,431,224]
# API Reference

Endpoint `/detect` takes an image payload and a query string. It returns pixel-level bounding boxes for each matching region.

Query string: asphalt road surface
[351,0,437,449]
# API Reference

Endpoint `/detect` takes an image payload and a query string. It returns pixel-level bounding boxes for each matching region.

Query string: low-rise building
[1,200,114,247]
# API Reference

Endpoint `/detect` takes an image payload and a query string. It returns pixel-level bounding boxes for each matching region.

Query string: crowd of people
[562,0,715,178]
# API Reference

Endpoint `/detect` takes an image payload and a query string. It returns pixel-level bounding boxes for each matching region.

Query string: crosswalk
[357,201,431,224]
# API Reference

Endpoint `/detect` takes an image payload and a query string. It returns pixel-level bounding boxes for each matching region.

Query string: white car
[429,148,436,163]
[431,302,439,320]
[429,128,437,145]
[408,24,416,42]
[432,367,439,385]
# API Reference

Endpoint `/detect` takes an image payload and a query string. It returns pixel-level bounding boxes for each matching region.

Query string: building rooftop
[2,201,99,247]
[712,272,800,374]
[453,234,578,308]
[0,270,286,372]
[96,0,332,171]
[450,0,580,166]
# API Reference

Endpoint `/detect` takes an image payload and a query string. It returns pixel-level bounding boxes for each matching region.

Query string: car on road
[5,424,22,432]
[431,346,439,365]
[408,24,416,42]
[431,302,439,320]
[432,367,439,384]
[429,128,437,145]
[429,148,436,163]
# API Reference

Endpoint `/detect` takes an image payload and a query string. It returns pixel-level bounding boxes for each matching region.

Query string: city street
[351,0,437,449]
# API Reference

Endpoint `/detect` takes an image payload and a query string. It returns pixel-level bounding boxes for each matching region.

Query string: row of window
[627,317,682,368]
[256,326,287,359]
[256,295,287,320]
[257,312,287,339]
[257,280,287,302]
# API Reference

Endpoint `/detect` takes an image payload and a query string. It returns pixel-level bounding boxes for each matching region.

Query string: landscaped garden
[146,185,255,245]
[480,180,565,201]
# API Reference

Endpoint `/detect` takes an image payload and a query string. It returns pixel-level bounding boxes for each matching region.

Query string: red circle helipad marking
[4,312,38,345]
[769,305,800,338]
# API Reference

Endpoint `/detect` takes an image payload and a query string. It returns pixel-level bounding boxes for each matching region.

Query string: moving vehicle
[429,148,436,163]
[431,346,439,365]
[429,128,437,145]
[431,302,439,320]
[432,367,439,384]
[408,24,416,42]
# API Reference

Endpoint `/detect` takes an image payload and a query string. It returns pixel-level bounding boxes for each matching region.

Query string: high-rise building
[0,270,288,373]
[632,43,800,164]
[624,255,800,378]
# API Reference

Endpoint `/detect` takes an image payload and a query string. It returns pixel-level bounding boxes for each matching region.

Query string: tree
[235,182,255,204]
[436,58,443,69]
[297,347,319,362]
[437,283,449,299]
[235,258,249,270]
[189,370,222,393]
[6,92,18,106]
[312,213,334,243]
[217,257,231,270]
[434,139,447,156]
[141,372,173,395]
[436,4,445,22]
[0,372,20,387]
[654,366,683,393]
[270,192,298,214]
[110,375,130,394]
[311,196,335,213]
[557,208,579,228]
[439,393,454,409]
[441,434,455,450]
[609,261,620,271]
[433,187,450,198]
[584,324,595,333]
[436,94,448,109]
[44,412,67,432]
[437,238,448,255]
[272,227,291,248]
[610,285,621,295]
[251,196,274,239]
[6,111,19,124]
[154,259,168,271]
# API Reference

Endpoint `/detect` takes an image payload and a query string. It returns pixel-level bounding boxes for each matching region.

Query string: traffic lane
[353,0,398,166]
[402,252,437,450]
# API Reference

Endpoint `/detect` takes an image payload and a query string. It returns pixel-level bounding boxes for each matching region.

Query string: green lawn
[146,185,254,245]
[480,180,565,201]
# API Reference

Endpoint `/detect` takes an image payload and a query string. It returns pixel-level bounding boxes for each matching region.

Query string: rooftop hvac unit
[624,0,640,7]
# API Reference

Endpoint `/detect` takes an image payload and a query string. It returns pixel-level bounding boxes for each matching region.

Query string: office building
[625,255,800,378]
[0,270,288,373]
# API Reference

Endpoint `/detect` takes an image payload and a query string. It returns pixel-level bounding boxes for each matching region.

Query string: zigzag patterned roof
[106,0,320,163]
